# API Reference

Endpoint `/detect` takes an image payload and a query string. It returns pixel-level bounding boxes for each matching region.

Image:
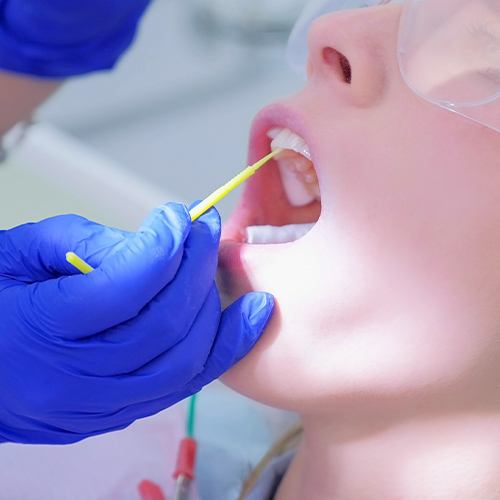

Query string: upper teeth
[268,127,311,160]
[268,128,320,207]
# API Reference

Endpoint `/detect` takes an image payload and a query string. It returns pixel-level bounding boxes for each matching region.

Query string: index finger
[22,203,192,339]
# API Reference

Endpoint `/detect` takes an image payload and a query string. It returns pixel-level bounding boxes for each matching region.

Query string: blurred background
[41,0,304,220]
[0,1,305,499]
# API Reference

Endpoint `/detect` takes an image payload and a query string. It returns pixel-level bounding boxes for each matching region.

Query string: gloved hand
[0,204,274,444]
[0,0,151,77]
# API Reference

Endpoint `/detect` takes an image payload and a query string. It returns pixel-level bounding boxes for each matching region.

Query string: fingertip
[224,292,275,363]
[140,202,192,244]
[193,207,221,242]
[188,199,203,211]
[182,291,274,390]
[244,292,275,336]
[163,202,192,239]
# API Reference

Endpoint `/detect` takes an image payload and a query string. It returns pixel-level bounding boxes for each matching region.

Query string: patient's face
[218,4,500,415]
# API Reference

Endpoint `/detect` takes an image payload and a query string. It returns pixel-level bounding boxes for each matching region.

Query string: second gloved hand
[0,0,151,76]
[0,204,274,444]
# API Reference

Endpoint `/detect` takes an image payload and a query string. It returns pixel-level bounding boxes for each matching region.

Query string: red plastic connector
[137,479,166,500]
[173,437,197,480]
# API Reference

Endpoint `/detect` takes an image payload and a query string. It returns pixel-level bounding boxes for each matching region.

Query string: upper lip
[248,103,314,166]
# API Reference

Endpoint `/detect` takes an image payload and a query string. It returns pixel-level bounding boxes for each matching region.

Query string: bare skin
[218,3,500,499]
[0,71,60,135]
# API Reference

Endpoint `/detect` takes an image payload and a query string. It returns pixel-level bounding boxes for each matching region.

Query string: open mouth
[222,116,322,247]
[217,106,324,303]
[244,127,321,244]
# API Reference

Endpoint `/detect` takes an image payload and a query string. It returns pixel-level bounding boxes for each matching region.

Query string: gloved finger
[55,285,221,415]
[25,289,273,432]
[11,283,213,423]
[58,292,274,433]
[43,390,183,439]
[0,214,129,282]
[66,208,222,375]
[185,292,275,393]
[115,284,222,401]
[98,289,274,409]
[20,203,192,339]
[15,286,218,427]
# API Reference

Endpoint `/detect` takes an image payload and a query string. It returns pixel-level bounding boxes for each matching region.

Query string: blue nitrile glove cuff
[0,0,151,77]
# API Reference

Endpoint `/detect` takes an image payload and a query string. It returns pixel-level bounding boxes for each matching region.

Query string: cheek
[224,93,500,411]
[223,137,500,412]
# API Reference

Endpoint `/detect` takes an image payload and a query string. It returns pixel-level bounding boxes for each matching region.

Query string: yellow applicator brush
[65,148,282,274]
[188,149,281,221]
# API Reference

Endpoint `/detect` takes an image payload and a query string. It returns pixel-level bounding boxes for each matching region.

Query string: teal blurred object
[187,395,197,438]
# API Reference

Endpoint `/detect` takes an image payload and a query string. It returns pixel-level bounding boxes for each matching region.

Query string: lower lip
[218,239,254,299]
[219,239,244,270]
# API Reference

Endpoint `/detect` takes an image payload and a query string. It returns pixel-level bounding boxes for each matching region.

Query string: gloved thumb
[187,292,275,391]
[22,203,192,339]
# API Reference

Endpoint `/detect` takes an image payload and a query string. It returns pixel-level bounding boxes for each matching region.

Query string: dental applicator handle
[188,149,281,221]
[66,149,282,270]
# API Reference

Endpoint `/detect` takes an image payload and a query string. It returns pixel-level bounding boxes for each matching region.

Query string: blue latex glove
[0,0,151,77]
[0,203,274,444]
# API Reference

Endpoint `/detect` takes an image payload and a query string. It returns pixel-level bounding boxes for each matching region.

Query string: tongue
[245,223,315,245]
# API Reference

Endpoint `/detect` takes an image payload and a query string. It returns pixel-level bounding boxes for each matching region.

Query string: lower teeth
[245,223,315,245]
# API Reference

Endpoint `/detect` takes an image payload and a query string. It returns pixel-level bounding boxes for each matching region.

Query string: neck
[276,409,500,500]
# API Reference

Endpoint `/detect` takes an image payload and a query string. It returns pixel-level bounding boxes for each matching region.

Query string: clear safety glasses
[287,0,500,134]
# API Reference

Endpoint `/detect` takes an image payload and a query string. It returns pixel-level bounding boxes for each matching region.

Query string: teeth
[245,223,315,245]
[276,158,317,207]
[268,128,320,207]
[268,128,311,160]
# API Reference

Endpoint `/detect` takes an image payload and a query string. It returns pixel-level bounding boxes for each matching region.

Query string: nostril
[322,47,352,84]
[339,53,352,84]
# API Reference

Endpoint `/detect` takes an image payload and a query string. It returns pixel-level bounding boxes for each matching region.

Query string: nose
[306,5,402,107]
